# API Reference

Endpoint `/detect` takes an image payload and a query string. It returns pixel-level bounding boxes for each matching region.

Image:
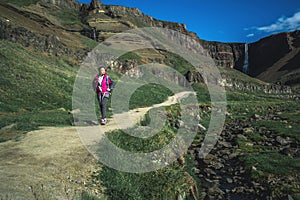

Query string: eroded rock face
[200,41,245,69]
[0,20,87,60]
[185,69,293,94]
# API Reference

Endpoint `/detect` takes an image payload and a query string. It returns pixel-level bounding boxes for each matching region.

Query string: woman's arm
[108,76,114,91]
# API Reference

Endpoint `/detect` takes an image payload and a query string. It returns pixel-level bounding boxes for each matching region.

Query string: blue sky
[77,0,300,43]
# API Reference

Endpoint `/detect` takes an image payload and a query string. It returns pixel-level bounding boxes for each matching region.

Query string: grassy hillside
[0,40,77,141]
[0,0,39,7]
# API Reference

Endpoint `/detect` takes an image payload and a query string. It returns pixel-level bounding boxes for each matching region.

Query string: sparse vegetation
[118,52,142,64]
[243,152,300,178]
[26,184,103,200]
[82,37,99,49]
[0,0,39,7]
[42,5,88,29]
[163,51,194,75]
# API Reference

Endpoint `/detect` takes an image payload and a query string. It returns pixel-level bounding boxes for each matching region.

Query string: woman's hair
[98,66,106,71]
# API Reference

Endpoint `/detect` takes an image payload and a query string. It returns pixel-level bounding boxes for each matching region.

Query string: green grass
[162,51,194,75]
[247,100,300,140]
[108,123,175,152]
[0,40,76,141]
[82,37,99,49]
[244,131,265,142]
[227,99,285,121]
[118,52,143,64]
[236,137,270,154]
[192,83,210,103]
[243,152,300,178]
[35,3,89,29]
[225,89,300,198]
[106,105,179,153]
[129,83,174,109]
[0,110,72,142]
[98,162,196,200]
[219,67,266,85]
[254,120,300,140]
[0,0,39,7]
[45,6,85,27]
[0,110,71,130]
[0,41,77,112]
[119,50,195,77]
[241,152,300,198]
[292,194,300,200]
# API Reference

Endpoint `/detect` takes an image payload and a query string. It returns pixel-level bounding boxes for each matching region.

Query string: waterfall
[243,43,249,73]
[92,28,97,41]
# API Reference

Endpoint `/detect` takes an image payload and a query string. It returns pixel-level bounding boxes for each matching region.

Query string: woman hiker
[93,66,114,125]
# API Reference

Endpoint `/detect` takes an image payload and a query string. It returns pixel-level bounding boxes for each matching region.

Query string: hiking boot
[101,118,107,125]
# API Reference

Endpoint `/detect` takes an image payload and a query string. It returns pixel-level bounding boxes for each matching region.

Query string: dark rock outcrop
[89,0,102,10]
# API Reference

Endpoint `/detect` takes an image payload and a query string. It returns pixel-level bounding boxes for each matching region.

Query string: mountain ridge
[0,0,299,86]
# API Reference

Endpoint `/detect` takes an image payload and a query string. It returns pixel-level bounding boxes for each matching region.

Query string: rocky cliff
[84,2,246,71]
[199,41,245,69]
[248,30,300,86]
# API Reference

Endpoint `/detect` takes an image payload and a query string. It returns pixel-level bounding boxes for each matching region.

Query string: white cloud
[246,33,255,37]
[256,11,300,33]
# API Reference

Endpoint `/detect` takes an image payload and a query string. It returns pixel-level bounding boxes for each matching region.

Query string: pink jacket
[93,73,114,95]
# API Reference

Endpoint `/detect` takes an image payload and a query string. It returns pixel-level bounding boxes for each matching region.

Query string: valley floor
[0,91,299,200]
[0,91,194,199]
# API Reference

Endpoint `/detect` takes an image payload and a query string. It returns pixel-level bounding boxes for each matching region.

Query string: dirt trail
[0,91,194,199]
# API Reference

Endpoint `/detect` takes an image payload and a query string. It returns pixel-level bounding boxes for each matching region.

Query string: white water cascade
[243,43,249,73]
[92,28,97,41]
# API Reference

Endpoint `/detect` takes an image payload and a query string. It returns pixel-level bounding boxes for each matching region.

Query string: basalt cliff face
[81,2,246,71]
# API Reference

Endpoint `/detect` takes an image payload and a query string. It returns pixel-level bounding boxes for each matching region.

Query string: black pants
[97,93,109,119]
